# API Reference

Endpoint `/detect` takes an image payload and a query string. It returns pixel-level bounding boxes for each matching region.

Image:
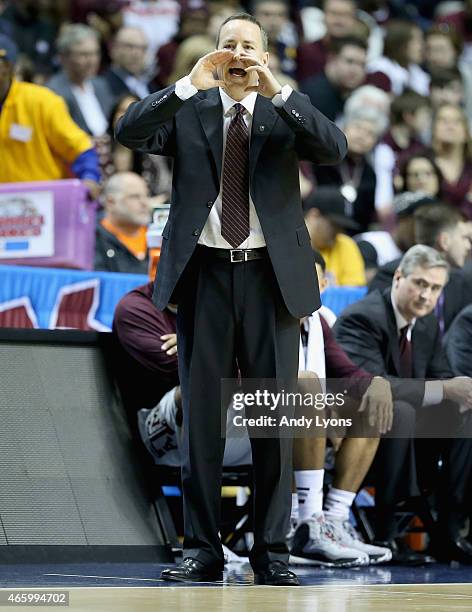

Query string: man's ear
[393,268,402,286]
[262,51,269,66]
[436,230,449,253]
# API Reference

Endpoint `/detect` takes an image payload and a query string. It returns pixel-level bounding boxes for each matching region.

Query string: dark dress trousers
[116,85,347,569]
[335,288,472,540]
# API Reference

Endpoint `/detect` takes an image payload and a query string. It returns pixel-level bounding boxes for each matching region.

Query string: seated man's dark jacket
[334,288,452,405]
[320,314,372,399]
[94,223,149,275]
[368,257,472,331]
[444,304,472,376]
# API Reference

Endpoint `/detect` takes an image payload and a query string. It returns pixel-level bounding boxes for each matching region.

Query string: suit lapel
[249,95,278,182]
[196,89,224,185]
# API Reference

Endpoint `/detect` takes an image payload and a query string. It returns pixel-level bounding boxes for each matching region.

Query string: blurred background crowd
[1,0,472,569]
[0,0,471,281]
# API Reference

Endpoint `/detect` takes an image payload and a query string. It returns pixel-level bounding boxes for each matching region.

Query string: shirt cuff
[272,84,293,108]
[175,75,198,100]
[423,380,444,406]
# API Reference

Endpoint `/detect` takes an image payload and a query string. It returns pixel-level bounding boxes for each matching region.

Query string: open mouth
[229,67,247,77]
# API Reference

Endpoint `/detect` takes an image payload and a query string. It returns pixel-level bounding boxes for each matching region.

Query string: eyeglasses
[116,42,148,51]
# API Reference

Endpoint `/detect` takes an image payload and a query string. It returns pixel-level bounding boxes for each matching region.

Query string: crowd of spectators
[1,0,472,567]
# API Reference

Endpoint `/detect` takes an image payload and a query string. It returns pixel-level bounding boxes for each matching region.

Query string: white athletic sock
[295,469,324,520]
[324,487,356,522]
[290,493,299,523]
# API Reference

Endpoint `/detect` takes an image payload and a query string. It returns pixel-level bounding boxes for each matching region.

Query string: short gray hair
[343,105,389,138]
[57,24,99,55]
[398,244,450,278]
[344,85,391,134]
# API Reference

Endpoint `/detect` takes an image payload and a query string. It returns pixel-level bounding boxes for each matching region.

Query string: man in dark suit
[335,245,472,564]
[368,204,472,333]
[116,12,347,584]
[99,26,153,101]
[47,24,113,136]
[445,304,472,377]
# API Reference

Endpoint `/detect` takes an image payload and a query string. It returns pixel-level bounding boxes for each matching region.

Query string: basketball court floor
[1,562,471,611]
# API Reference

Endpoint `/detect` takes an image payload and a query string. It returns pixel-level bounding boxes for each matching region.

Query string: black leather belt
[198,246,267,263]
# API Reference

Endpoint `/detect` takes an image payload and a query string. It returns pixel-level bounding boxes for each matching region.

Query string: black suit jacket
[444,304,472,376]
[116,85,347,317]
[46,71,114,135]
[98,67,154,101]
[368,257,472,331]
[334,288,452,405]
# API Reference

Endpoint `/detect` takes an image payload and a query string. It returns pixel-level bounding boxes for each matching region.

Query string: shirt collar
[219,87,257,117]
[71,80,93,95]
[390,288,416,336]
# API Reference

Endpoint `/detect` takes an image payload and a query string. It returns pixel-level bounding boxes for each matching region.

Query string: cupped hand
[237,53,282,98]
[189,50,234,90]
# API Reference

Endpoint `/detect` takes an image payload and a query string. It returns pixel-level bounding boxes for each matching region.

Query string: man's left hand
[238,54,282,98]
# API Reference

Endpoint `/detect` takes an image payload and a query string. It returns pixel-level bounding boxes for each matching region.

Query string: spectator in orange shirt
[95,171,152,274]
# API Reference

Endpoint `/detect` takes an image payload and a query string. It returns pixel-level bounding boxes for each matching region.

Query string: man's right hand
[189,50,233,90]
[359,376,393,435]
[160,333,177,356]
[443,377,472,411]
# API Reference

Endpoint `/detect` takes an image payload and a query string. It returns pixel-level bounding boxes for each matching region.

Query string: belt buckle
[230,249,246,263]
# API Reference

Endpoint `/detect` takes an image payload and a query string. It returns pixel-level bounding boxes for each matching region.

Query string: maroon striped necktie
[221,103,250,248]
[399,325,412,378]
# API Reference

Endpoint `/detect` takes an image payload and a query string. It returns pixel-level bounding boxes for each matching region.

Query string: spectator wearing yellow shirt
[304,187,366,286]
[0,35,100,199]
[95,172,152,275]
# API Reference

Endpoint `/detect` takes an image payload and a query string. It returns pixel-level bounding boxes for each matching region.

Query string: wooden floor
[2,584,472,612]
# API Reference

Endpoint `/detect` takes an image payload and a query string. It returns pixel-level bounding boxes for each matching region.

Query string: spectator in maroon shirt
[297,0,357,83]
[373,91,431,215]
[432,103,472,219]
[435,0,472,61]
[154,4,209,89]
[366,19,429,96]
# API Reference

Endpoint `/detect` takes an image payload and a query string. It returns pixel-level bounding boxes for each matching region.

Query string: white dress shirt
[174,76,292,249]
[390,290,444,406]
[71,81,108,137]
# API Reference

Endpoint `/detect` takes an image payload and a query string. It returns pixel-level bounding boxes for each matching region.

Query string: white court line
[44,574,163,583]
[42,578,472,595]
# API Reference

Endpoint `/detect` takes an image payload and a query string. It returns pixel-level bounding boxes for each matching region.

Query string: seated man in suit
[335,244,472,564]
[368,203,472,333]
[113,252,393,568]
